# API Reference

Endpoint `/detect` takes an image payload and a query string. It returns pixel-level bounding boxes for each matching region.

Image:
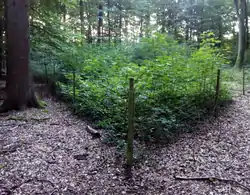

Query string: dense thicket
[1,0,247,143]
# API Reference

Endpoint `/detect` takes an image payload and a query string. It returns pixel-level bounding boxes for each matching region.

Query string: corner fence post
[72,70,76,106]
[214,69,221,117]
[243,64,245,95]
[126,78,135,177]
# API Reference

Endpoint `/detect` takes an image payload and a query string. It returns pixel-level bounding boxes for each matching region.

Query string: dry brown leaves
[1,96,250,195]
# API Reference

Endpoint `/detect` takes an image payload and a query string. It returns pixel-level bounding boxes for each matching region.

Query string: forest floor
[1,95,250,195]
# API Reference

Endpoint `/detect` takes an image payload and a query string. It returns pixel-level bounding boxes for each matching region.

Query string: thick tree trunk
[2,0,7,77]
[235,18,246,68]
[245,0,249,50]
[0,17,3,77]
[0,0,41,112]
[234,0,247,68]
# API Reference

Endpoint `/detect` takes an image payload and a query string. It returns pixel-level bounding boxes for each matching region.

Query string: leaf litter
[0,95,250,195]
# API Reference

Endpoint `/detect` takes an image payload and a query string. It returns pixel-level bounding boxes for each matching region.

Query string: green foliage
[28,0,236,147]
[45,33,230,144]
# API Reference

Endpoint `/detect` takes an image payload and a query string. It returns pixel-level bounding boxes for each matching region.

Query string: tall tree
[97,3,103,44]
[79,0,84,40]
[234,0,248,68]
[0,0,40,112]
[0,17,3,77]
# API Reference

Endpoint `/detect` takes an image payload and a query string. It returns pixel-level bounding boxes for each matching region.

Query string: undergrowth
[31,33,231,145]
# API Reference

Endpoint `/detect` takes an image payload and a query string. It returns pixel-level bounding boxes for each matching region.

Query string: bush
[31,33,230,144]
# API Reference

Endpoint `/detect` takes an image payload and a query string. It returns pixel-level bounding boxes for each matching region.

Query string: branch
[30,117,50,122]
[0,177,55,194]
[86,125,101,138]
[174,175,250,192]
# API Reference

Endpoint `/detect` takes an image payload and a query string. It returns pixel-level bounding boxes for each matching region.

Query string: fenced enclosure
[221,65,250,97]
[27,34,250,151]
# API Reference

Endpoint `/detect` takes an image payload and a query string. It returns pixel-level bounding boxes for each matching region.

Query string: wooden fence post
[243,64,245,95]
[126,78,135,177]
[44,56,48,85]
[72,70,76,105]
[214,69,221,116]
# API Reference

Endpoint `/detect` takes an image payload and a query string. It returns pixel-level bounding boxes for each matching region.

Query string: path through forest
[1,95,250,195]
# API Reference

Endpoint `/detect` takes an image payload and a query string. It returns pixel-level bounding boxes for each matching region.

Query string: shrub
[32,33,230,144]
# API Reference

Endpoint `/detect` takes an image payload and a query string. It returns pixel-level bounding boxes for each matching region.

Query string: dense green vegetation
[2,0,248,145]
[31,31,231,144]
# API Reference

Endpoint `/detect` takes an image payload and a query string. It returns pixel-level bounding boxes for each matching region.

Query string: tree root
[174,175,250,192]
[0,91,44,113]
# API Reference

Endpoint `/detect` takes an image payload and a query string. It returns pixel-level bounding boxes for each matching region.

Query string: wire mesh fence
[220,65,250,97]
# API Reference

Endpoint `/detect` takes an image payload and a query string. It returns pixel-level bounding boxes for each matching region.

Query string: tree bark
[86,2,92,44]
[79,0,84,43]
[0,17,3,77]
[245,0,249,50]
[107,0,111,44]
[234,0,247,68]
[97,4,103,44]
[0,0,41,112]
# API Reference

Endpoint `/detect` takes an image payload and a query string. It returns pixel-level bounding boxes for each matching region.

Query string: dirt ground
[1,96,250,195]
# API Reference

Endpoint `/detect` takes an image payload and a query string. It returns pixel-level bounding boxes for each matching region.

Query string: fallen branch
[86,125,101,138]
[7,116,28,122]
[0,177,56,194]
[0,124,15,127]
[7,116,50,123]
[30,117,50,122]
[50,122,60,125]
[0,144,20,155]
[174,175,250,192]
[11,178,55,191]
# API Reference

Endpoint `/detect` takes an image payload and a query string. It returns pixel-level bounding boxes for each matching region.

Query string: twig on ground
[50,122,60,125]
[0,145,20,155]
[0,124,15,127]
[0,178,55,195]
[7,116,28,122]
[174,175,250,192]
[30,117,50,122]
[6,116,50,123]
[86,125,101,138]
[11,177,55,191]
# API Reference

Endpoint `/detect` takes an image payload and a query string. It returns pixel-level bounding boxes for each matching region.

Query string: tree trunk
[79,0,84,42]
[2,0,7,77]
[235,19,245,68]
[97,4,103,44]
[145,13,150,37]
[107,0,111,44]
[161,5,166,33]
[0,17,3,77]
[0,0,41,112]
[139,14,143,38]
[245,0,249,50]
[234,0,247,68]
[119,8,122,43]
